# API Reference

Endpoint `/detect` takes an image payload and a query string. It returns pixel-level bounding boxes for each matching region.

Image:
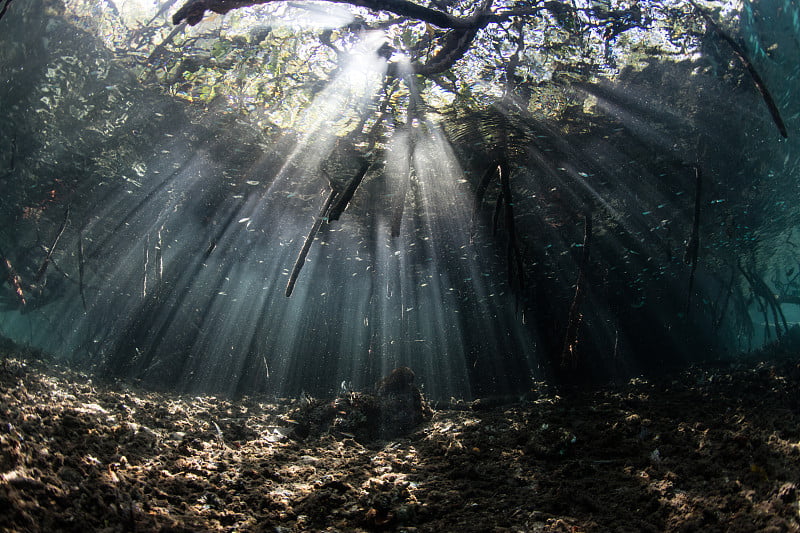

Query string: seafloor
[1,342,799,532]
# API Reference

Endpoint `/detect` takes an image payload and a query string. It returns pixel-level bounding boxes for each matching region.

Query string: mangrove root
[0,245,26,306]
[78,231,87,311]
[327,159,371,222]
[738,263,789,339]
[498,159,524,292]
[691,0,788,138]
[286,187,339,297]
[684,165,702,315]
[35,205,70,282]
[561,210,592,368]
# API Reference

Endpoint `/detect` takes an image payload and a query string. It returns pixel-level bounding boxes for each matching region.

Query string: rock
[376,367,432,439]
[287,367,432,441]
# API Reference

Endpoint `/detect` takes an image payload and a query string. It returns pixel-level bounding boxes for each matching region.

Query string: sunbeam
[4,25,545,400]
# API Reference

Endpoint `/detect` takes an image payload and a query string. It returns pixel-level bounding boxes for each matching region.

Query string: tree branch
[688,0,788,138]
[173,0,487,29]
[174,0,495,77]
[0,0,13,23]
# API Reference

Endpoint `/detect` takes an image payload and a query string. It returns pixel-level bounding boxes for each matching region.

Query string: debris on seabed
[1,345,799,531]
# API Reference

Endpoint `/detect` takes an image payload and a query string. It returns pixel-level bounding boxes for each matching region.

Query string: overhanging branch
[173,0,495,76]
[173,0,487,29]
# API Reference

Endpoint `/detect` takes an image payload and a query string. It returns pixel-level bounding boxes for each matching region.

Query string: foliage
[52,0,719,135]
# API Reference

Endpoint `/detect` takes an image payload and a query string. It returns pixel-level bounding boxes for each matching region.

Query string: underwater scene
[1,0,799,530]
